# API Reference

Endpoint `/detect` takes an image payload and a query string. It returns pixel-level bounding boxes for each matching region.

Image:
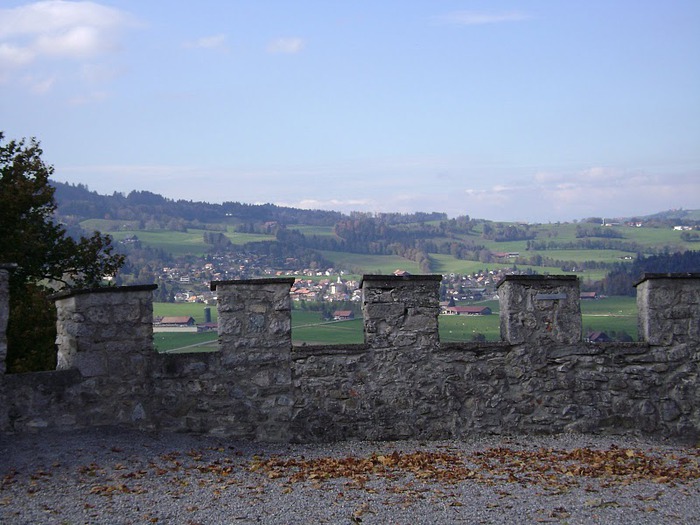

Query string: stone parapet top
[0,263,18,271]
[51,284,158,300]
[210,277,296,290]
[496,274,578,289]
[359,274,443,287]
[634,273,700,287]
[292,343,367,357]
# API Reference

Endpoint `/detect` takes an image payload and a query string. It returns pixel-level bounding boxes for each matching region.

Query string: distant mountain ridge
[636,209,700,222]
[51,180,348,226]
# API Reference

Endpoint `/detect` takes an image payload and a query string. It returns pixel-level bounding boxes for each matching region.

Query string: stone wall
[0,271,698,443]
[151,279,294,439]
[0,264,14,376]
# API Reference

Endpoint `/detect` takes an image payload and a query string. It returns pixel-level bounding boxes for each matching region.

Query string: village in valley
[153,260,561,331]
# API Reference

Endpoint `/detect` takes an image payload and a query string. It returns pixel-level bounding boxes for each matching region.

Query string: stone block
[498,275,581,344]
[636,274,700,345]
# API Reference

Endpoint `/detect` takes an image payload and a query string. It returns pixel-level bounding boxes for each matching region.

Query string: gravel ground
[1,428,699,524]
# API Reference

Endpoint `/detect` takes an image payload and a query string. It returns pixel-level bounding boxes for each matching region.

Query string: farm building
[442,306,492,316]
[586,331,612,343]
[156,316,196,327]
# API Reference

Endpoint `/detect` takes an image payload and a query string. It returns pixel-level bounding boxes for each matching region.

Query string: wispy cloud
[267,37,304,54]
[289,198,374,211]
[464,168,700,221]
[26,74,56,94]
[0,42,35,67]
[434,10,531,26]
[183,34,229,51]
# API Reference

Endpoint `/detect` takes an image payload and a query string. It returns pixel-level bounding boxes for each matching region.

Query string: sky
[1,0,699,223]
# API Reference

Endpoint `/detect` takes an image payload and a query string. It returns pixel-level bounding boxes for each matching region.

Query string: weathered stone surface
[0,266,13,376]
[498,275,582,344]
[1,275,699,444]
[636,274,700,345]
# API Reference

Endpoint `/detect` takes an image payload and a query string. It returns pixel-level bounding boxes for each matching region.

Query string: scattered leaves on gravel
[2,443,699,502]
[248,445,700,488]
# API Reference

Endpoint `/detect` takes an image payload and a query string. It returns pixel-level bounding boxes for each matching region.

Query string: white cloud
[183,34,228,51]
[34,25,113,58]
[534,167,645,187]
[267,37,304,54]
[0,42,35,68]
[0,1,127,36]
[434,10,531,26]
[0,1,137,91]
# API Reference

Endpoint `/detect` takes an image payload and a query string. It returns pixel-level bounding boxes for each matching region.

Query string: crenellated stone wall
[150,279,295,439]
[0,270,698,443]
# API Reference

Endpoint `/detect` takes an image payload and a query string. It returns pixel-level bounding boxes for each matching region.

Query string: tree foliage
[0,133,126,372]
[599,250,700,296]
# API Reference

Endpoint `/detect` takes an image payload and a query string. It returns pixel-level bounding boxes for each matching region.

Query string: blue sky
[1,1,698,222]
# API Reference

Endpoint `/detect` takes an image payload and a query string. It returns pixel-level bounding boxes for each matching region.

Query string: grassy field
[93,213,690,280]
[154,302,217,323]
[288,225,338,237]
[293,312,365,345]
[440,314,500,342]
[92,225,274,257]
[581,296,638,339]
[110,229,212,256]
[81,218,141,231]
[534,222,683,243]
[319,250,423,275]
[223,229,276,244]
[155,331,218,352]
[466,222,692,258]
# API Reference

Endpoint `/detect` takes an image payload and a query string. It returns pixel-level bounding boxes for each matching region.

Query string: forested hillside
[52,181,699,297]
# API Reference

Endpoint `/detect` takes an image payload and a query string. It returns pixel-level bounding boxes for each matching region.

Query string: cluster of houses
[290,275,361,303]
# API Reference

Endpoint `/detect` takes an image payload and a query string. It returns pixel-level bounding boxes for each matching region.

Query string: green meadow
[110,229,212,256]
[89,224,275,257]
[91,214,690,281]
[288,225,338,237]
[154,302,217,323]
[154,331,218,353]
[292,311,365,345]
[319,250,424,275]
[580,296,638,338]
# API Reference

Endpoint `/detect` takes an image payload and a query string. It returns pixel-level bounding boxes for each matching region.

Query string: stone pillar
[53,284,158,373]
[0,264,16,375]
[211,278,294,441]
[498,275,581,345]
[635,273,700,346]
[52,284,157,428]
[361,274,442,349]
